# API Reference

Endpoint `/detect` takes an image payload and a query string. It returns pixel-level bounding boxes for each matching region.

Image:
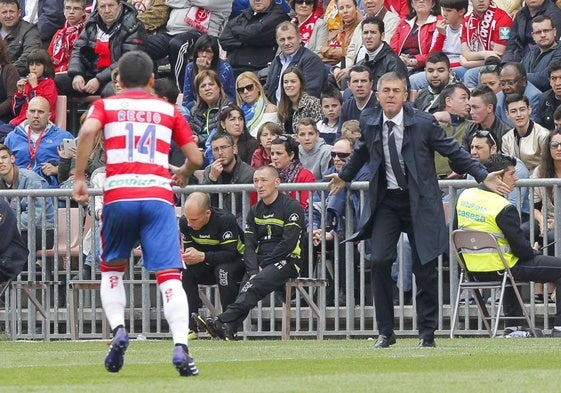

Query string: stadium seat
[282,277,328,340]
[449,229,536,338]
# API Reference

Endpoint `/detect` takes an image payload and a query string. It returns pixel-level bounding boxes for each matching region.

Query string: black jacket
[503,0,561,63]
[68,2,146,84]
[0,198,28,282]
[264,45,327,104]
[219,3,290,73]
[358,42,409,87]
[535,89,561,131]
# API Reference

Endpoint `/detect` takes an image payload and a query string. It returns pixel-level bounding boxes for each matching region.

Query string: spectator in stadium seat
[0,196,28,283]
[203,132,255,221]
[0,39,18,126]
[296,117,332,181]
[502,0,561,64]
[389,0,441,75]
[534,58,561,131]
[4,96,73,187]
[0,143,55,253]
[55,0,146,98]
[189,69,234,152]
[0,0,42,76]
[236,72,279,138]
[317,0,362,66]
[277,65,322,135]
[502,93,550,172]
[520,15,561,93]
[413,51,460,113]
[145,0,231,88]
[182,34,235,111]
[270,134,315,211]
[337,65,377,135]
[220,0,290,77]
[478,58,502,94]
[495,62,541,128]
[264,21,327,105]
[464,84,510,151]
[19,0,66,49]
[47,0,87,73]
[251,121,284,168]
[333,16,407,91]
[460,0,512,88]
[290,0,327,53]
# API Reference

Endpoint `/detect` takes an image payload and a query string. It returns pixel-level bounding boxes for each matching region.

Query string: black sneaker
[205,317,234,341]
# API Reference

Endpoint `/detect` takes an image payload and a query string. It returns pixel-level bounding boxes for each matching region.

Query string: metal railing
[1,178,560,340]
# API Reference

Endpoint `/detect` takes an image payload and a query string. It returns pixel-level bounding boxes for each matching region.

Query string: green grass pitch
[1,338,560,392]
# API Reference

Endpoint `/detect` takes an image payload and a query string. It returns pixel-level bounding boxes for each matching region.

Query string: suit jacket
[338,102,489,264]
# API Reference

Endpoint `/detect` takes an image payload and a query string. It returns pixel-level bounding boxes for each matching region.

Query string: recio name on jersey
[117,110,163,123]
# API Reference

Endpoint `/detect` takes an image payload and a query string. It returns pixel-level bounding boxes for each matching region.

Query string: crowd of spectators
[6,0,561,317]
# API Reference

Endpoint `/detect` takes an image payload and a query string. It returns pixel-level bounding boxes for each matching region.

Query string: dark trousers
[370,191,439,339]
[218,260,299,330]
[145,31,202,87]
[182,260,245,331]
[54,73,112,98]
[474,254,561,326]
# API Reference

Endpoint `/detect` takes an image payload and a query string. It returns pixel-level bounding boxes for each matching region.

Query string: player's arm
[72,117,102,205]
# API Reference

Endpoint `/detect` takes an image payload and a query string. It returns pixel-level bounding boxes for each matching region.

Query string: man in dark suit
[327,72,510,348]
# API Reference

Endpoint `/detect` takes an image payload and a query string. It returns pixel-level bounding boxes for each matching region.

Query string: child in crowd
[296,117,332,181]
[341,119,360,144]
[48,0,87,73]
[10,50,58,127]
[251,121,284,168]
[316,88,342,146]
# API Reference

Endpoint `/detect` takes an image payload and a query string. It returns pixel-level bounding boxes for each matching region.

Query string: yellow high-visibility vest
[456,188,519,272]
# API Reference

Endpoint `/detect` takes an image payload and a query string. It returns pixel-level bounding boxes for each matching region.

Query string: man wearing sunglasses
[264,21,327,105]
[311,137,371,305]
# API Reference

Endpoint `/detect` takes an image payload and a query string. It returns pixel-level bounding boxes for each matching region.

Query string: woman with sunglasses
[204,104,258,166]
[278,66,322,134]
[270,135,315,211]
[236,72,279,138]
[478,58,502,94]
[251,121,284,168]
[190,69,234,150]
[182,35,235,111]
[290,0,327,53]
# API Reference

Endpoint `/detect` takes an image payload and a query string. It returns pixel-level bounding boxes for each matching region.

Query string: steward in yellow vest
[455,154,561,335]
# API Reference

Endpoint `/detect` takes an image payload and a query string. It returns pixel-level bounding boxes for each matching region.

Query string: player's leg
[99,202,142,372]
[140,200,198,376]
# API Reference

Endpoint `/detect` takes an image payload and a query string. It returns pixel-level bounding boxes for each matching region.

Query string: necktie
[386,121,407,190]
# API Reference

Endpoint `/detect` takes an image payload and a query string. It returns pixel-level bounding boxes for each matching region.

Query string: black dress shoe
[373,333,396,348]
[418,338,435,348]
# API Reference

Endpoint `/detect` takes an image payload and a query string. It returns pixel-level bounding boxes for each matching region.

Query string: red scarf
[94,28,112,70]
[49,19,86,72]
[292,9,322,44]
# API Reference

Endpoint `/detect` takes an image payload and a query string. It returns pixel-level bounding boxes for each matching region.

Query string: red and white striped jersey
[87,89,195,205]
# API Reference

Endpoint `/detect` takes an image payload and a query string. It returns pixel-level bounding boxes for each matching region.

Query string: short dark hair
[320,87,343,104]
[470,85,497,110]
[482,153,516,173]
[504,93,529,111]
[349,64,373,81]
[0,0,19,9]
[362,15,384,34]
[210,132,234,146]
[296,117,318,133]
[501,62,527,79]
[532,14,553,28]
[438,83,470,111]
[0,143,13,155]
[479,57,502,76]
[426,51,450,69]
[118,51,153,88]
[548,58,561,78]
[440,0,468,11]
[153,78,179,104]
